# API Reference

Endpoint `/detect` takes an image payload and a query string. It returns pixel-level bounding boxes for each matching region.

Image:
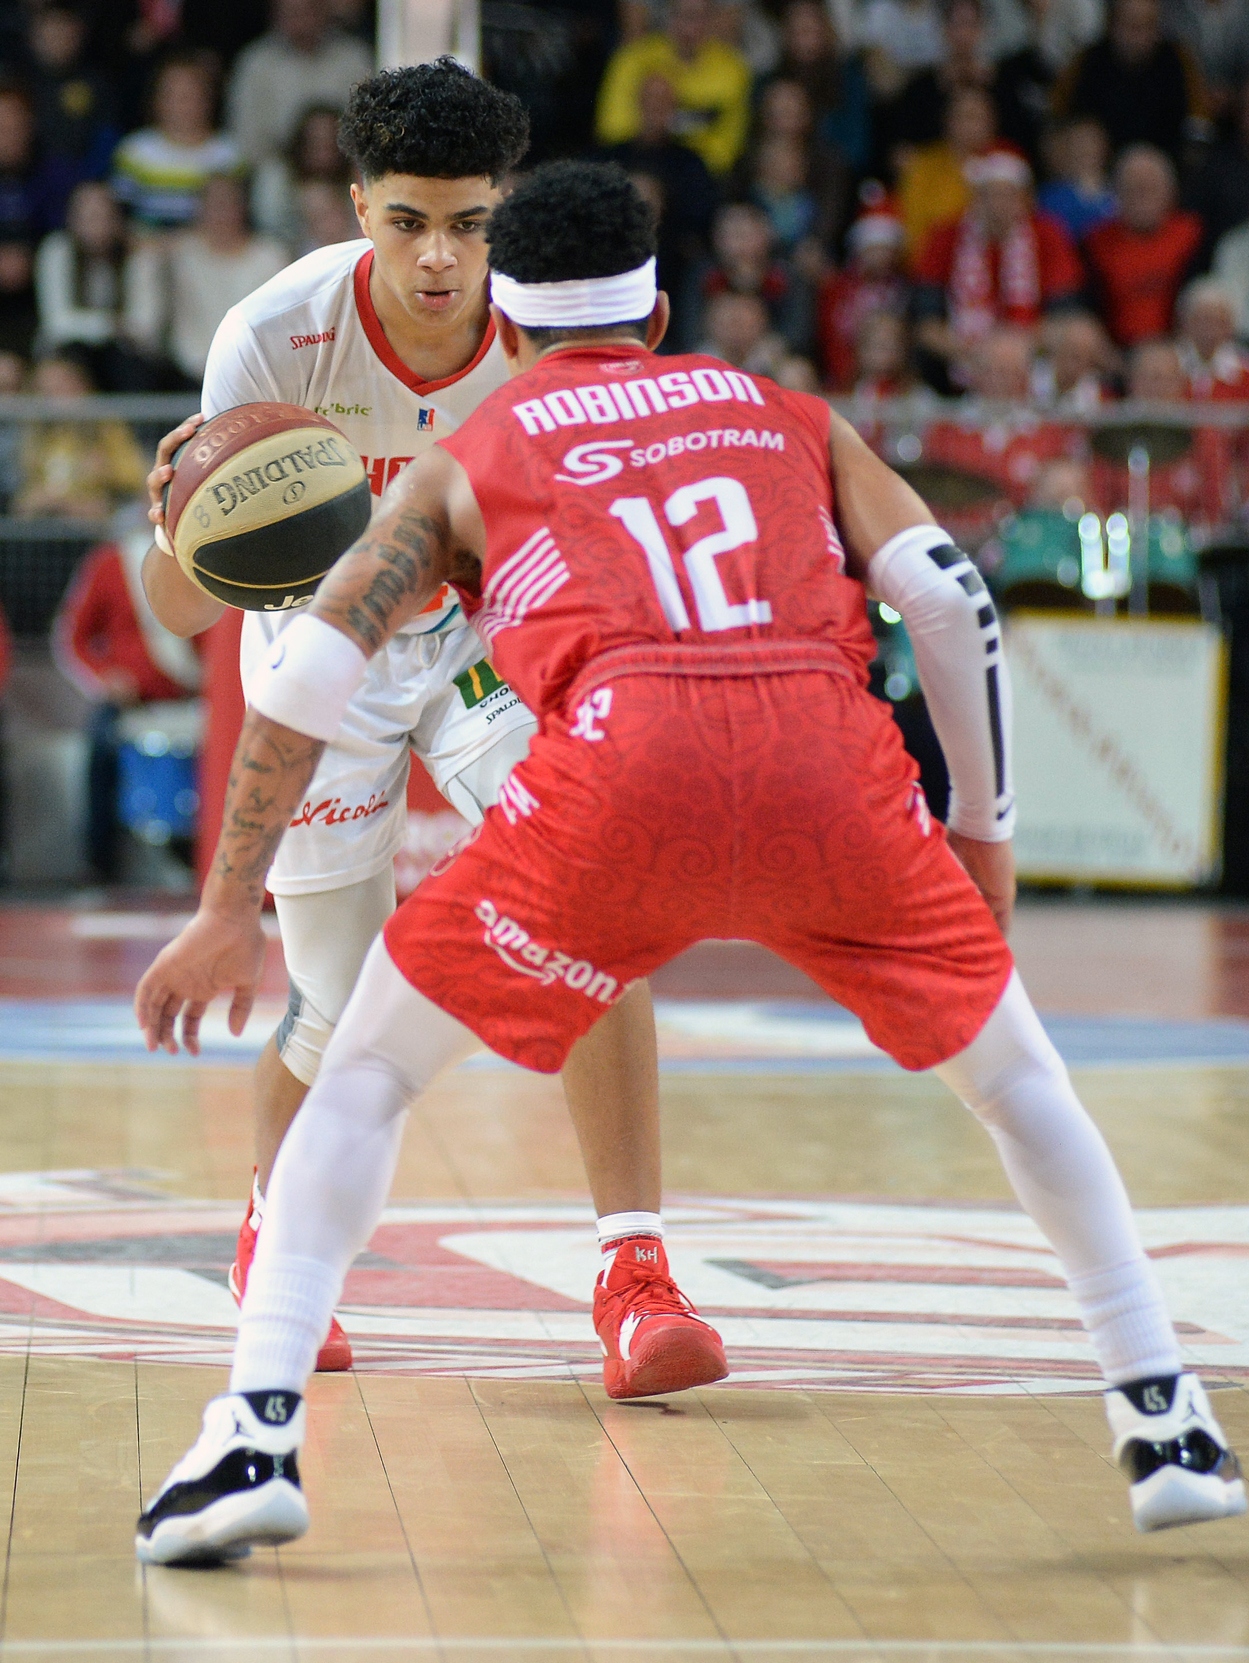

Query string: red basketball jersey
[438,345,876,718]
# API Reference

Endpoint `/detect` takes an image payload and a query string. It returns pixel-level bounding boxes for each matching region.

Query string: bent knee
[275,981,335,1088]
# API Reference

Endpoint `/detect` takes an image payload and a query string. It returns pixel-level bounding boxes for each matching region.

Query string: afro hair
[338,59,529,184]
[486,160,657,285]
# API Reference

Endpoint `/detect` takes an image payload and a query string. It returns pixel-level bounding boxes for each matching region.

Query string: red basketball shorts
[384,647,1015,1074]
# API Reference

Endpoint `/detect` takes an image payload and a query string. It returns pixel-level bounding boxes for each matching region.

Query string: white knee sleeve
[272,869,397,1086]
[231,942,480,1395]
[936,971,1181,1385]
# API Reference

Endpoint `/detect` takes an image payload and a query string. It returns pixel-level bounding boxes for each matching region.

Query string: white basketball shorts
[242,613,538,897]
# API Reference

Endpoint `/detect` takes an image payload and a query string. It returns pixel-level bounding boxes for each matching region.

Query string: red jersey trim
[352,249,497,396]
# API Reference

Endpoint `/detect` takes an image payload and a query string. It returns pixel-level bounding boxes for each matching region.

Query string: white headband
[490,258,657,328]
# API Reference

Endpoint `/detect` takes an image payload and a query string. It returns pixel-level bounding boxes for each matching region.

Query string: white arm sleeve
[867,523,1015,842]
[248,613,369,742]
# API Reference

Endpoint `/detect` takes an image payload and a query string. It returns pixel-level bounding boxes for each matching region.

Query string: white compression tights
[231,938,481,1394]
[936,971,1180,1385]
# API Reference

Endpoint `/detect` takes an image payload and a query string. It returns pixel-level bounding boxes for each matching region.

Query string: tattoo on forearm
[209,712,325,908]
[315,505,481,654]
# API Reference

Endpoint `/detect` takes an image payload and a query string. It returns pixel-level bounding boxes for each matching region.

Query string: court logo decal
[0,1175,1243,1395]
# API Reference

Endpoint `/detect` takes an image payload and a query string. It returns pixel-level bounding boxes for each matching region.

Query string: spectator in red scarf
[815,203,909,388]
[912,148,1083,384]
[1175,276,1249,400]
[1083,145,1203,347]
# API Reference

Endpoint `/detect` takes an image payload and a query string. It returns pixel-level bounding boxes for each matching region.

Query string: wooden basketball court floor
[0,901,1245,1660]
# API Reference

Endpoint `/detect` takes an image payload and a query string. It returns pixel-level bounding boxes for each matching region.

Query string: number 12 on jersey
[609,475,773,636]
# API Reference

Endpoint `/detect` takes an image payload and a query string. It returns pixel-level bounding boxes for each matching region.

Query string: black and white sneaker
[1107,1372,1247,1532]
[136,1390,308,1565]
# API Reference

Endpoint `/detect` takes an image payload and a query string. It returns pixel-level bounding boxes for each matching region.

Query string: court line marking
[2,1641,1247,1656]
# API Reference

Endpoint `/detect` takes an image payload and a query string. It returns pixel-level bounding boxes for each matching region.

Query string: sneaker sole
[135,1479,309,1566]
[605,1326,728,1400]
[1132,1469,1248,1533]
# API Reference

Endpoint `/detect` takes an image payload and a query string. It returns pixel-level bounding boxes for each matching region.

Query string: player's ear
[491,304,525,372]
[350,181,369,237]
[646,292,670,351]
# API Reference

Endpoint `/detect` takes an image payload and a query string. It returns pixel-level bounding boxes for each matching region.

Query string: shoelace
[597,1260,705,1328]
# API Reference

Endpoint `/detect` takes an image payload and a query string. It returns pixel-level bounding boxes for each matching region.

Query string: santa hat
[850,206,905,252]
[963,147,1032,188]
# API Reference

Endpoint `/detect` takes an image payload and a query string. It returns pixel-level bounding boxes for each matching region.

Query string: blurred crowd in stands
[0,0,1242,880]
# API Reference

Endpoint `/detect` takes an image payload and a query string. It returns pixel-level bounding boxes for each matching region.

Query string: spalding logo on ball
[163,403,373,611]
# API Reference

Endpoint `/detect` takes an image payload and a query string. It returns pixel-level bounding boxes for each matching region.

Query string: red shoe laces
[600,1257,703,1324]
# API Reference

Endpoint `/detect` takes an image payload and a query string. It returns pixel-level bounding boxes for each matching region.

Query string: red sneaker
[228,1171,353,1374]
[594,1236,728,1400]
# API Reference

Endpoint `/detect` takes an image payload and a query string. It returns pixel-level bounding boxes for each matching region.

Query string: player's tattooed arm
[133,708,325,1053]
[207,710,326,911]
[312,446,484,656]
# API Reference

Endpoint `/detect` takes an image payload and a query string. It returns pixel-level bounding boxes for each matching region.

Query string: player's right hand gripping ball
[163,402,373,613]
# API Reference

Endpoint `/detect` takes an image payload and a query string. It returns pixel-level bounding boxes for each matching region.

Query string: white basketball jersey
[198,237,517,896]
[200,237,510,679]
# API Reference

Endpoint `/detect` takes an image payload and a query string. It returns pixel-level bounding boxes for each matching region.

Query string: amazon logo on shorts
[474,899,618,1003]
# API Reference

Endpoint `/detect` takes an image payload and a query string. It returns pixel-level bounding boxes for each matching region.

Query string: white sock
[598,1210,663,1266]
[230,938,479,1395]
[936,972,1182,1386]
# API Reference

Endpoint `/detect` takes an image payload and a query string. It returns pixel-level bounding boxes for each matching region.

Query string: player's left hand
[946,831,1016,936]
[135,908,267,1056]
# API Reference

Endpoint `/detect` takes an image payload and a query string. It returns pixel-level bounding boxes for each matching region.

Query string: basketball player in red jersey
[135,163,1243,1564]
[142,63,720,1396]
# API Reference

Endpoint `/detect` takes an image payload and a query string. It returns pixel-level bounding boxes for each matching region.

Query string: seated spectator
[25,3,120,230]
[34,182,151,390]
[0,242,38,359]
[859,0,945,96]
[1176,277,1249,398]
[921,326,1083,536]
[747,137,821,269]
[991,0,1101,165]
[292,176,359,254]
[1091,337,1237,528]
[226,0,372,168]
[773,0,871,175]
[923,326,1083,538]
[252,103,351,251]
[897,86,997,260]
[701,289,789,372]
[1031,310,1117,410]
[912,149,1083,381]
[714,0,782,79]
[53,515,202,883]
[1054,0,1208,161]
[1212,214,1249,339]
[0,348,26,509]
[1161,0,1249,116]
[595,0,753,176]
[1037,118,1116,244]
[701,200,812,352]
[816,203,910,388]
[0,86,44,245]
[125,173,288,386]
[15,351,146,520]
[742,78,848,259]
[599,73,718,349]
[1186,75,1249,259]
[881,0,994,157]
[112,53,242,233]
[1083,145,1203,348]
[852,308,919,395]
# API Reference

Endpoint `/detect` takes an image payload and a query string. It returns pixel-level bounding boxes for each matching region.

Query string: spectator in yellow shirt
[595,0,753,175]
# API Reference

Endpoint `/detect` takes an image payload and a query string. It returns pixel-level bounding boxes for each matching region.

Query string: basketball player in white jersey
[143,61,726,1398]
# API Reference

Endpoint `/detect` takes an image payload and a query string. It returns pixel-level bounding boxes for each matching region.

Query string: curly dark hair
[486,160,657,284]
[337,59,529,183]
